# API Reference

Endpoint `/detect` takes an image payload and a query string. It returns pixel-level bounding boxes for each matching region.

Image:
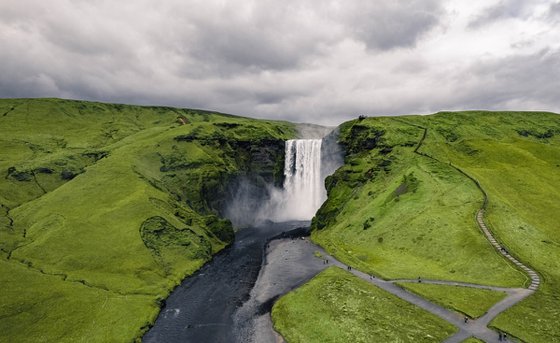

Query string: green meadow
[272,267,456,343]
[0,98,294,342]
[418,111,560,342]
[307,111,560,342]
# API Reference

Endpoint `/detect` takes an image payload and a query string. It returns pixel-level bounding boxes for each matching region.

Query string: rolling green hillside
[305,111,560,342]
[0,98,295,342]
[3,100,559,342]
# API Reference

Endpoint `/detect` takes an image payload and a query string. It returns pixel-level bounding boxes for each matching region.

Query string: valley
[1,99,559,342]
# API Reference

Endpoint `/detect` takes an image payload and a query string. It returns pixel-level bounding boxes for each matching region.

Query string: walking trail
[269,125,541,342]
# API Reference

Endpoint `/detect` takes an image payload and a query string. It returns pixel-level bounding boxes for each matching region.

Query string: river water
[143,220,325,343]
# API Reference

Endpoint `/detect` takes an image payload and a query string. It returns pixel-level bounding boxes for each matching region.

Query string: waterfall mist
[223,127,343,228]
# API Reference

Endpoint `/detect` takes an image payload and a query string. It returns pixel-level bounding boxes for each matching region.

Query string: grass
[272,267,457,343]
[397,283,507,318]
[0,259,158,343]
[416,111,560,342]
[0,98,295,342]
[310,111,560,342]
[312,118,525,287]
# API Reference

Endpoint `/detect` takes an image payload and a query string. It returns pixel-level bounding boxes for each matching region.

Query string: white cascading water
[225,128,342,226]
[273,139,325,221]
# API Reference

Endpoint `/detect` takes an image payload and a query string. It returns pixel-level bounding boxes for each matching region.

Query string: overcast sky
[1,1,559,125]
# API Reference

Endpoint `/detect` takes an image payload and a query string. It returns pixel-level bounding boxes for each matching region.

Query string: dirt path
[275,239,531,343]
[263,232,535,342]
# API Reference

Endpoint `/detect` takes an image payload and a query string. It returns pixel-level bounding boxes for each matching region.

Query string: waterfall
[274,139,326,221]
[223,128,343,227]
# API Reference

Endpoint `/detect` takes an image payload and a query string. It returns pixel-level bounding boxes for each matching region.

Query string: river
[143,220,327,343]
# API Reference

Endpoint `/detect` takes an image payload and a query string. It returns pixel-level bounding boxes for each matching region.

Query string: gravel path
[261,237,533,343]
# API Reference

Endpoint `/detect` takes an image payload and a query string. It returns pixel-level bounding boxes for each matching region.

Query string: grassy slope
[272,267,456,343]
[397,283,507,318]
[0,98,294,342]
[416,111,560,342]
[310,111,560,342]
[312,117,525,286]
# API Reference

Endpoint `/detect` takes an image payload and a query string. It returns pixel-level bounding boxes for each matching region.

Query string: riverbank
[143,221,309,342]
[235,234,328,342]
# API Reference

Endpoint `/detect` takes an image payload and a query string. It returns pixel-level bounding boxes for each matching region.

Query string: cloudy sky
[1,0,559,125]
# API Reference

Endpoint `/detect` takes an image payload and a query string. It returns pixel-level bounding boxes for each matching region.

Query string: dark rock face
[166,127,288,231]
[7,167,33,181]
[218,138,286,227]
[243,139,287,187]
[321,128,345,183]
[197,137,286,218]
[60,170,76,180]
[34,167,54,174]
[341,124,385,155]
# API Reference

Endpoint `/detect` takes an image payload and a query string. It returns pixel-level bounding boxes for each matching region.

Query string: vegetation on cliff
[294,111,560,342]
[0,98,294,342]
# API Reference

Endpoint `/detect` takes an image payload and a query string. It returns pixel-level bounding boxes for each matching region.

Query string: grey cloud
[468,0,532,29]
[403,48,560,116]
[465,49,560,108]
[160,0,443,76]
[548,2,560,21]
[166,1,339,74]
[340,1,443,50]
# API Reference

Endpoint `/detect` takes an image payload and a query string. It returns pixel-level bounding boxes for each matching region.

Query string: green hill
[0,98,295,342]
[3,100,559,342]
[306,111,560,342]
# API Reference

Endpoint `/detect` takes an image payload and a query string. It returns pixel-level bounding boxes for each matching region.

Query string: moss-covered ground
[0,98,295,342]
[272,267,456,343]
[309,111,560,342]
[397,283,507,318]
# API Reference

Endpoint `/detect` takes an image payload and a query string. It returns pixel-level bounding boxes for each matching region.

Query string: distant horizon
[2,96,559,127]
[1,1,559,125]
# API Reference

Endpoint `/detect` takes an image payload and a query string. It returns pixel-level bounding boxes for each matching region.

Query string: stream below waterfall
[143,220,327,343]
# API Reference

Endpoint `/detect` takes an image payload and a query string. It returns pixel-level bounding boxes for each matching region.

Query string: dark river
[143,220,326,343]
